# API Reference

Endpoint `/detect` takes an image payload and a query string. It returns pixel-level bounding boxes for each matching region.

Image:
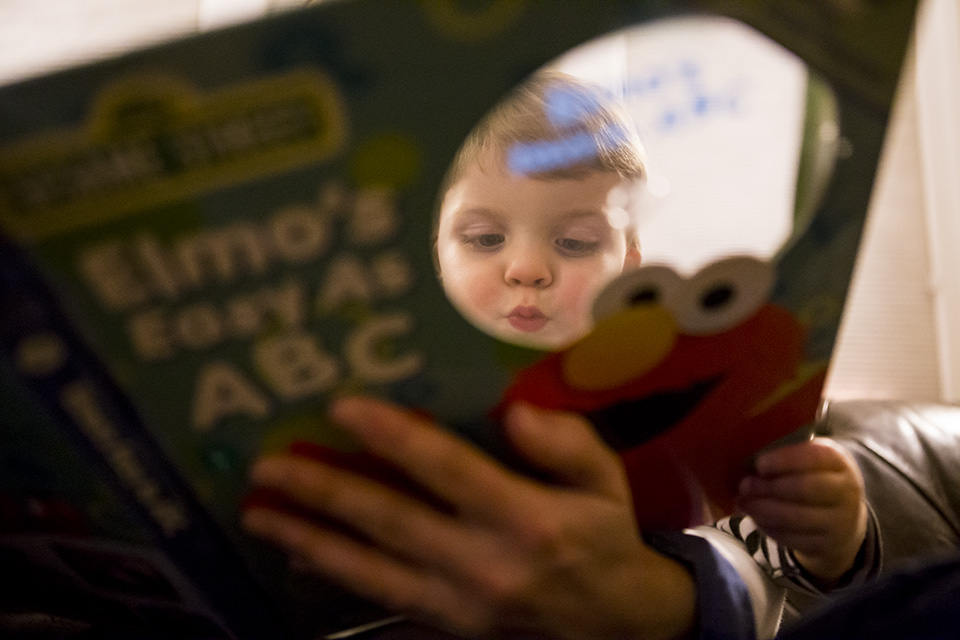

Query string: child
[433,70,644,350]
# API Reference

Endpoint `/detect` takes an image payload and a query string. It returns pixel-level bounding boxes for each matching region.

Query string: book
[0,1,918,638]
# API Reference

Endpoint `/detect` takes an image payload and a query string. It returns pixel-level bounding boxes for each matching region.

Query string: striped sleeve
[711,509,881,595]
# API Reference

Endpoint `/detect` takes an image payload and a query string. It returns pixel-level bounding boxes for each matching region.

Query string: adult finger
[501,402,629,499]
[241,506,488,633]
[248,453,482,571]
[326,396,532,521]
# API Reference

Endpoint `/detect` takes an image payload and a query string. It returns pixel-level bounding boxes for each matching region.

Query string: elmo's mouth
[587,376,722,450]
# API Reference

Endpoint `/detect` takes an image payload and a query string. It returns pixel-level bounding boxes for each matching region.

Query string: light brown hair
[433,70,646,266]
[444,70,646,187]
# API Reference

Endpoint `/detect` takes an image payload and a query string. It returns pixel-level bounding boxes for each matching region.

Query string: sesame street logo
[0,70,348,240]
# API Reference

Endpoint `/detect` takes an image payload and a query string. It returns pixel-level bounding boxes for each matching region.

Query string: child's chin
[498,327,581,352]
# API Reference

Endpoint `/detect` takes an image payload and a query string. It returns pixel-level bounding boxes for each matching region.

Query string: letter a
[192,362,271,431]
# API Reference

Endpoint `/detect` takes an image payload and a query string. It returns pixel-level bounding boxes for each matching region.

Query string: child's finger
[738,472,852,506]
[738,497,832,536]
[753,438,853,476]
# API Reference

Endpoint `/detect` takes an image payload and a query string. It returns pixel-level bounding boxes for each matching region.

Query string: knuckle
[518,511,565,555]
[470,562,529,612]
[484,574,524,613]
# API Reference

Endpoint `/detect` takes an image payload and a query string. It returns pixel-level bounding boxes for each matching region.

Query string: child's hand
[737,437,868,585]
[242,397,696,640]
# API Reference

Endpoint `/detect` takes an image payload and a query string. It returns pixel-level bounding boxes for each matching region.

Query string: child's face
[436,155,639,349]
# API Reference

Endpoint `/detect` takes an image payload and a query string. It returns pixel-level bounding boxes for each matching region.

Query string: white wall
[553,16,807,276]
[0,0,302,85]
[825,0,960,403]
[0,0,201,84]
[915,0,960,402]
[823,48,942,401]
[1,0,957,403]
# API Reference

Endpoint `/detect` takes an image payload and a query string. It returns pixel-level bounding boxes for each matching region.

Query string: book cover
[0,0,917,637]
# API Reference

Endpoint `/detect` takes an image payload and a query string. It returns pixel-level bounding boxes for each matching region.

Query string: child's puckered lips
[508,305,548,332]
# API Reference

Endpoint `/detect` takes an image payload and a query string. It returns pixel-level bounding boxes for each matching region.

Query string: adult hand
[737,437,868,585]
[242,397,695,640]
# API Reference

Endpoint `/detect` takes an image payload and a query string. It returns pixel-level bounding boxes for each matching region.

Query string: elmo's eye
[701,284,735,309]
[673,257,774,335]
[630,287,660,305]
[592,265,683,322]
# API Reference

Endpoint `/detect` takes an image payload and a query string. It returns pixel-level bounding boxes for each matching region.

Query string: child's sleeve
[709,508,882,595]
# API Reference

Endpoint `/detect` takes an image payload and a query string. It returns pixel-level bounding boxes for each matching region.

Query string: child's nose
[504,247,553,287]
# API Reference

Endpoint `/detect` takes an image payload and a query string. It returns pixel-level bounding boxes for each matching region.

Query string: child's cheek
[456,269,502,320]
[561,258,627,313]
[556,272,599,325]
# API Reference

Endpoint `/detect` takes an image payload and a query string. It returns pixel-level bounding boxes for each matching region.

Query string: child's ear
[623,243,641,270]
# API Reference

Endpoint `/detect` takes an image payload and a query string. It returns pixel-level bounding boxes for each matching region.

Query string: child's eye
[556,237,599,256]
[463,233,505,250]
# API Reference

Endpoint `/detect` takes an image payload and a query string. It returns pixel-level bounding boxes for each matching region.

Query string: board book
[0,1,917,638]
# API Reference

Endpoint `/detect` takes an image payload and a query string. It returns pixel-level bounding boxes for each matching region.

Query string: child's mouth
[508,306,548,332]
